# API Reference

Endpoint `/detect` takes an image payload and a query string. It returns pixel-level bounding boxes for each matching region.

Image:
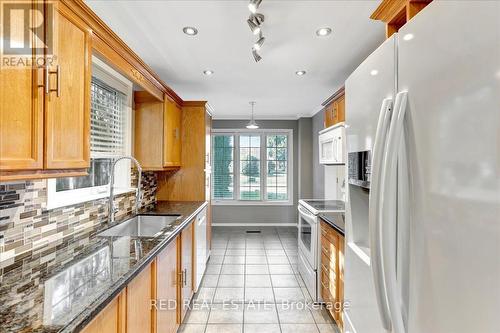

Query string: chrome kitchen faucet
[109,156,143,224]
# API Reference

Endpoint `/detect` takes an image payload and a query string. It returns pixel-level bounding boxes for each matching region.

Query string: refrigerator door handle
[368,97,393,331]
[380,91,408,333]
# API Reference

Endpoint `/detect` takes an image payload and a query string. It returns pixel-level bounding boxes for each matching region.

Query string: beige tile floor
[178,227,340,333]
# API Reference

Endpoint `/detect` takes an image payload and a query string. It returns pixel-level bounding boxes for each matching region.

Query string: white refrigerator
[344,1,500,333]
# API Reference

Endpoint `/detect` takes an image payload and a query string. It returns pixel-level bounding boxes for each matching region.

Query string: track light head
[252,35,265,51]
[248,0,262,14]
[253,13,265,25]
[247,18,261,35]
[252,49,262,62]
[247,14,265,35]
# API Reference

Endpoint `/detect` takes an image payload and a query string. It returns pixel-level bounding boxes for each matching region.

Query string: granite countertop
[0,201,207,333]
[318,211,345,236]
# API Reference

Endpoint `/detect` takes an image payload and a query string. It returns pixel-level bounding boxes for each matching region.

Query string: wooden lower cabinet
[320,220,345,330]
[81,291,125,333]
[156,237,179,333]
[127,264,153,332]
[82,222,198,333]
[178,222,194,322]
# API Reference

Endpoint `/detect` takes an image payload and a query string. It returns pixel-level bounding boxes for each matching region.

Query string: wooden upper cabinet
[135,92,165,170]
[0,1,90,180]
[324,104,334,128]
[45,2,91,169]
[164,98,182,167]
[336,94,345,123]
[0,0,44,171]
[323,90,345,129]
[134,92,182,171]
[370,0,432,38]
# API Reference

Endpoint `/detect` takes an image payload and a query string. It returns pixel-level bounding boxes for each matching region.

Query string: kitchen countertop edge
[62,201,208,333]
[318,213,345,236]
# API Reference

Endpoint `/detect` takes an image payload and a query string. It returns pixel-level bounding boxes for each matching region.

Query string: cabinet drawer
[320,221,338,240]
[320,279,336,307]
[321,248,336,272]
[321,265,337,298]
[321,233,338,262]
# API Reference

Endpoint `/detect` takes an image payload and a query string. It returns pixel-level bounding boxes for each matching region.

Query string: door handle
[46,65,61,97]
[368,98,393,330]
[183,269,187,287]
[178,271,183,286]
[298,206,316,221]
[380,91,408,333]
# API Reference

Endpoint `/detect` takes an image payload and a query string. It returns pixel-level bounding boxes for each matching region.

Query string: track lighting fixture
[248,0,262,14]
[246,0,265,62]
[252,49,262,62]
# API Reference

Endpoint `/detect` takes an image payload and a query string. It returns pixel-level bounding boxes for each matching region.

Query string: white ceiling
[86,0,385,119]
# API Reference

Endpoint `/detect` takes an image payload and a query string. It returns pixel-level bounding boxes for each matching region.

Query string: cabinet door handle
[45,65,49,95]
[46,65,61,97]
[183,269,187,287]
[56,65,61,97]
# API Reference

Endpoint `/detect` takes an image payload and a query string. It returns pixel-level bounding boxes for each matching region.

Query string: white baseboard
[212,223,297,227]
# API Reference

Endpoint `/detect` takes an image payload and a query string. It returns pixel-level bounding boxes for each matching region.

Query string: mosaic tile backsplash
[0,172,157,266]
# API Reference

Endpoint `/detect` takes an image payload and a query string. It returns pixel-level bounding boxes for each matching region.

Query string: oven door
[298,205,318,269]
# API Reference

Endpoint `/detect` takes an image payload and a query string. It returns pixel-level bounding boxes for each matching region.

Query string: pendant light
[246,101,259,129]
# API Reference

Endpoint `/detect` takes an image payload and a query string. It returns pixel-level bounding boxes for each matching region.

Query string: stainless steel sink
[97,215,180,238]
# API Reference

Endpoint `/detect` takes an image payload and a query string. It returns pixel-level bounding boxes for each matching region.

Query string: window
[47,57,133,209]
[239,134,261,200]
[213,135,234,199]
[212,129,293,205]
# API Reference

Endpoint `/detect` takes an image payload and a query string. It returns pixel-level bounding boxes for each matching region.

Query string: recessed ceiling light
[370,69,379,76]
[203,70,214,76]
[316,27,332,37]
[403,33,414,41]
[183,27,198,36]
[295,70,306,76]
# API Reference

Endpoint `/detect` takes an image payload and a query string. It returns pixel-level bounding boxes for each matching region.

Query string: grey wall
[312,110,325,198]
[298,118,313,199]
[212,119,299,225]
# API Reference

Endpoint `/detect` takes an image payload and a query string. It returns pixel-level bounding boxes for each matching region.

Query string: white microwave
[319,123,345,165]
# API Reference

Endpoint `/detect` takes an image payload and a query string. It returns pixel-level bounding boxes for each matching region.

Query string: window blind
[90,78,126,157]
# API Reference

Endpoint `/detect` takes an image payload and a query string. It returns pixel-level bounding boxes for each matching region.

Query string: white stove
[298,199,345,215]
[297,199,345,303]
